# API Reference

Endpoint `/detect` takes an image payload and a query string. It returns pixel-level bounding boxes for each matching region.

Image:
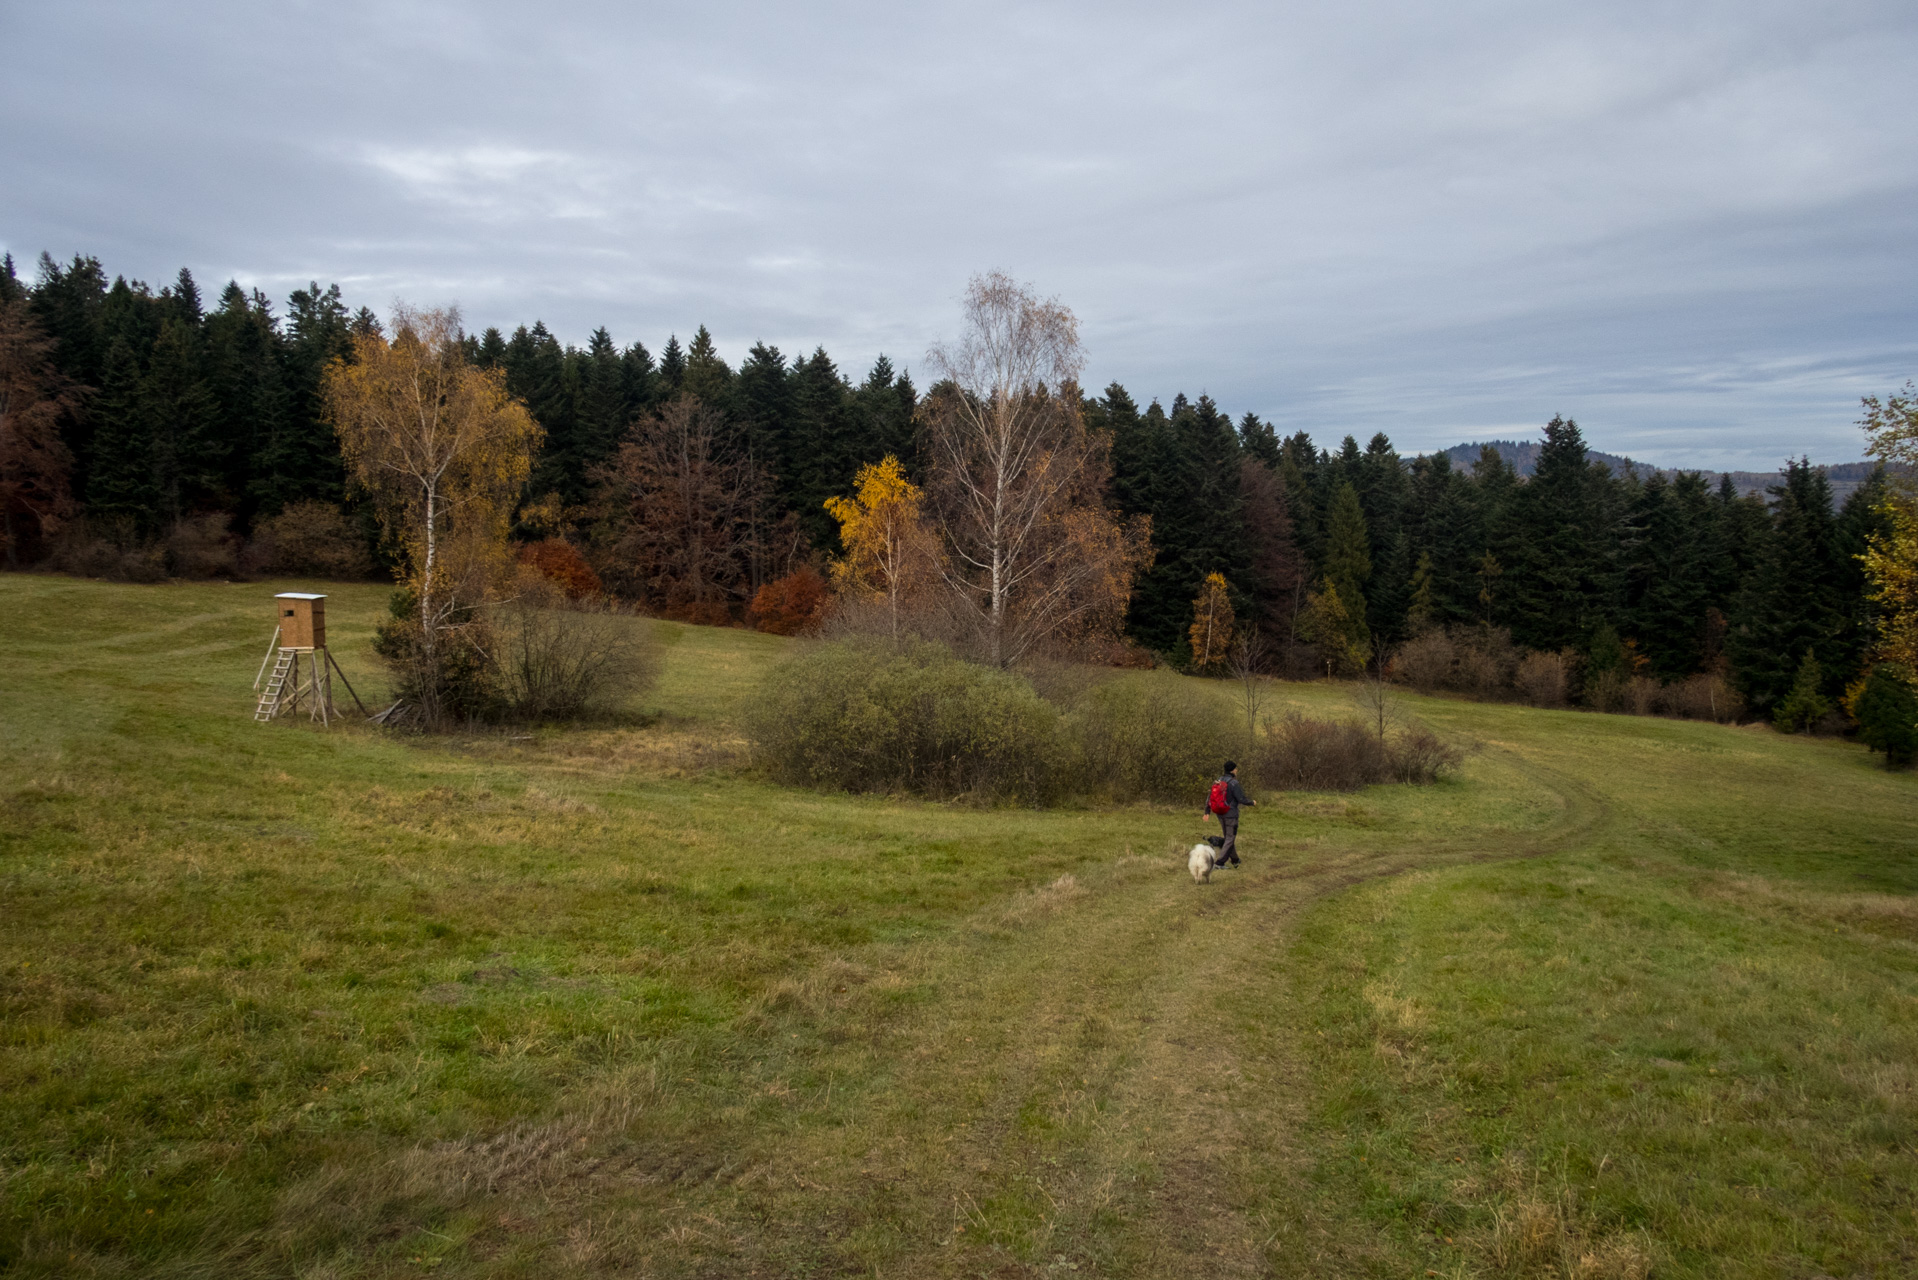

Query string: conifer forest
[0,250,1905,724]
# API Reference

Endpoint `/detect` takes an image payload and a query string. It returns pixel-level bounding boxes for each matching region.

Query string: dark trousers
[1219,813,1241,864]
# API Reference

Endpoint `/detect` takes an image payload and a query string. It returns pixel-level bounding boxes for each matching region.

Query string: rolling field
[1,575,1915,1278]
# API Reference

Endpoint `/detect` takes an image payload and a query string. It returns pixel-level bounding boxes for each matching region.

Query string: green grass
[1,574,1913,1277]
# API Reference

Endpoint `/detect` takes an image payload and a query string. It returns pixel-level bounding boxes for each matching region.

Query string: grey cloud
[3,0,1914,466]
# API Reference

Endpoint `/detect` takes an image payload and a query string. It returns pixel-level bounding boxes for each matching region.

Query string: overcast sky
[5,0,1915,468]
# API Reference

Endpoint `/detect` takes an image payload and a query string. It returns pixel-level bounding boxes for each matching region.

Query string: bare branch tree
[922,272,1150,665]
[595,394,770,621]
[0,299,79,566]
[1226,625,1270,755]
[1351,646,1403,744]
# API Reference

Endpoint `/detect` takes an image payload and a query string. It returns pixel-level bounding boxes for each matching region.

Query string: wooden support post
[325,649,371,717]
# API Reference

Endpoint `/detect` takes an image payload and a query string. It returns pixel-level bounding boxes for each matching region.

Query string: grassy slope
[0,575,1913,1278]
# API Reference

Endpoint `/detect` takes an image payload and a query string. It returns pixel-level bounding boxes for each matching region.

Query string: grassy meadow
[1,574,1914,1278]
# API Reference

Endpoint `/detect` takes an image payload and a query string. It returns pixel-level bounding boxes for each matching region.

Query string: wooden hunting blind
[254,592,365,725]
[276,593,326,649]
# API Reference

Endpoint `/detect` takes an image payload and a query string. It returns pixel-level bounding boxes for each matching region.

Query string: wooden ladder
[255,649,295,721]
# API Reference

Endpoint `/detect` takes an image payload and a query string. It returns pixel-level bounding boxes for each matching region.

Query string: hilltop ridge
[1433,440,1894,506]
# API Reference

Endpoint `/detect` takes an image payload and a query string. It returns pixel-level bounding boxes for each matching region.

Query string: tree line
[2,250,1913,740]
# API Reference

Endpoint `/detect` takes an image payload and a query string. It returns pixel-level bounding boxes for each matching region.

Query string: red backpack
[1208,778,1230,815]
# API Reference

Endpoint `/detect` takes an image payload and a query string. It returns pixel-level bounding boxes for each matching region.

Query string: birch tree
[325,305,540,690]
[823,454,933,641]
[922,272,1150,665]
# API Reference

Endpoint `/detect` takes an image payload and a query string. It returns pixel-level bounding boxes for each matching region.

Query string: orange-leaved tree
[1189,572,1235,673]
[325,305,541,701]
[594,394,770,622]
[823,454,932,640]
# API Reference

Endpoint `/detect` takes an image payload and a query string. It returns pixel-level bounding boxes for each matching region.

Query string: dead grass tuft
[1000,873,1089,925]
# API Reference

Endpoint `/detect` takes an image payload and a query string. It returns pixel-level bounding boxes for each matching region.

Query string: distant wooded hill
[1435,441,1896,507]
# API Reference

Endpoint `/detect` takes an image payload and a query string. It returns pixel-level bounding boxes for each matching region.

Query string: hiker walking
[1203,761,1255,868]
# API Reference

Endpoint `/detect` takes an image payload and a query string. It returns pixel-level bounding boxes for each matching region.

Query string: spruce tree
[30,254,110,498]
[1405,551,1437,634]
[473,326,508,369]
[575,328,629,489]
[1238,412,1281,468]
[1771,648,1830,733]
[658,335,685,397]
[1404,452,1479,627]
[683,325,733,407]
[1238,456,1304,629]
[1728,459,1843,711]
[204,282,291,522]
[1501,417,1616,650]
[1355,432,1410,639]
[508,322,578,503]
[86,336,162,532]
[142,316,220,524]
[262,282,351,513]
[788,348,855,550]
[1278,431,1323,573]
[1322,480,1371,605]
[735,342,793,492]
[1833,467,1895,680]
[1620,471,1718,680]
[1094,383,1149,517]
[852,355,916,470]
[1854,665,1918,767]
[620,341,657,421]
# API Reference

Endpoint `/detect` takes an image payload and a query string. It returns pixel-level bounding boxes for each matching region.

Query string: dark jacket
[1205,774,1252,819]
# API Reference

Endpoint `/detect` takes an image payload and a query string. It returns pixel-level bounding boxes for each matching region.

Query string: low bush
[1385,722,1466,783]
[1256,714,1387,790]
[162,513,241,578]
[1650,671,1742,722]
[1392,626,1520,699]
[752,565,828,635]
[516,538,601,600]
[371,589,501,725]
[1060,678,1232,804]
[748,640,1061,803]
[1514,649,1572,707]
[1255,714,1464,791]
[43,518,167,582]
[249,501,373,579]
[490,576,660,721]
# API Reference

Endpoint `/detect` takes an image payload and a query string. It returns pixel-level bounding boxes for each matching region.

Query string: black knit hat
[1223,760,1237,773]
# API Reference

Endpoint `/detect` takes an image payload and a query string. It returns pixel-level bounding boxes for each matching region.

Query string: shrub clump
[751,565,828,636]
[372,575,659,726]
[750,641,1466,804]
[748,640,1062,803]
[489,577,660,721]
[1061,678,1233,804]
[517,538,602,600]
[251,501,372,579]
[1255,714,1463,791]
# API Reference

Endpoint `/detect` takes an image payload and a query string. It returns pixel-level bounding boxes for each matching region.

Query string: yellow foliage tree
[325,305,541,673]
[824,454,931,640]
[1860,383,1918,674]
[1188,572,1235,672]
[1301,578,1373,676]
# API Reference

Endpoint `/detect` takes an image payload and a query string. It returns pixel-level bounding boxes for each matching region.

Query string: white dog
[1188,836,1226,884]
